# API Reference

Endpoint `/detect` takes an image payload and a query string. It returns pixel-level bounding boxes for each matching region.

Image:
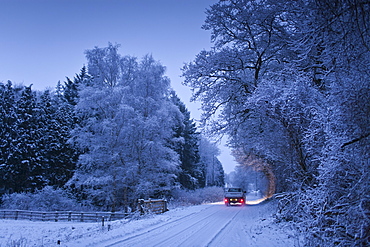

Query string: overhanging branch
[341,132,370,149]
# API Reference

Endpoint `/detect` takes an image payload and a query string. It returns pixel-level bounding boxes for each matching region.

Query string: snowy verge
[0,204,213,247]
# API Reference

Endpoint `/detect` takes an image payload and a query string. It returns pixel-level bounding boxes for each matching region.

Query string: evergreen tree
[0,82,19,194]
[0,82,79,195]
[170,92,203,190]
[10,86,46,192]
[63,66,91,106]
[38,90,77,188]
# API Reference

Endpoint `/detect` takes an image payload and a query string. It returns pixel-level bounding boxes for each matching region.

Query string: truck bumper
[224,198,245,206]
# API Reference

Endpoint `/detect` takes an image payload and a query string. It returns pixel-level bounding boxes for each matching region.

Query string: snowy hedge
[169,186,224,207]
[0,186,87,211]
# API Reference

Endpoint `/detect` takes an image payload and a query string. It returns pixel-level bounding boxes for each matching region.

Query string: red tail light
[240,198,244,203]
[224,198,228,203]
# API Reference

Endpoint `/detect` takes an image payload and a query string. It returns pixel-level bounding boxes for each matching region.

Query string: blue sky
[0,0,237,173]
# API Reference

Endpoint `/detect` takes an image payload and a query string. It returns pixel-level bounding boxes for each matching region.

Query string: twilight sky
[0,0,237,173]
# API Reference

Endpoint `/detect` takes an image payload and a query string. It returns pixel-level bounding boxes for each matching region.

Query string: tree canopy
[183,0,369,245]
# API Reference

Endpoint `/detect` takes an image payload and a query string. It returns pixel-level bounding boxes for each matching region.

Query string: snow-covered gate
[137,199,168,215]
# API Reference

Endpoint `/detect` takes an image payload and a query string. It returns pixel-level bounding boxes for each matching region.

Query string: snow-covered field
[0,198,300,247]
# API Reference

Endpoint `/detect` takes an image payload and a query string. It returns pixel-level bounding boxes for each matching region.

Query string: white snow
[0,198,299,247]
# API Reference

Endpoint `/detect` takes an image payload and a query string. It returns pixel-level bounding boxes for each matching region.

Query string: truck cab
[224,188,246,206]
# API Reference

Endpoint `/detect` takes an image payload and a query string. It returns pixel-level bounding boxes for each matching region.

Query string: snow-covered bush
[0,186,87,211]
[170,186,224,207]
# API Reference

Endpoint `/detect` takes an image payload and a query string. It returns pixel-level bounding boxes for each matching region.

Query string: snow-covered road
[1,199,298,246]
[104,204,244,246]
[89,201,297,247]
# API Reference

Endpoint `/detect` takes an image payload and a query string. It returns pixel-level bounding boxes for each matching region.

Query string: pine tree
[63,66,91,106]
[38,90,77,188]
[170,92,203,189]
[11,86,46,192]
[0,82,19,194]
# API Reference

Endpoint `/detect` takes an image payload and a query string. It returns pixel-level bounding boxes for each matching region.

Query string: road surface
[93,200,294,247]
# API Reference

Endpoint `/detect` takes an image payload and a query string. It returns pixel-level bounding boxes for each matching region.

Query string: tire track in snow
[150,206,235,247]
[104,205,222,246]
[204,207,242,246]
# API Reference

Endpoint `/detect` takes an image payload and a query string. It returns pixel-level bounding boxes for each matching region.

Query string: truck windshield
[228,188,242,192]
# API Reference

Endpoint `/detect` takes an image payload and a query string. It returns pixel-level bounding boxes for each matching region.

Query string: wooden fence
[0,210,129,222]
[0,199,168,223]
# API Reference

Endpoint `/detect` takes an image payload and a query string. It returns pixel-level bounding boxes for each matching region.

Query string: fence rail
[0,210,129,222]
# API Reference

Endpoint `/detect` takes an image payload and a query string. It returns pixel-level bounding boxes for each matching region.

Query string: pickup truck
[224,188,246,206]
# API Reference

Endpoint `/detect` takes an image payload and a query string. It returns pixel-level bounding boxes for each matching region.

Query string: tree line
[0,44,224,211]
[182,0,369,245]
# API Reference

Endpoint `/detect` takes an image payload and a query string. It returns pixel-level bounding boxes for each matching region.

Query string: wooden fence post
[163,199,168,213]
[110,212,115,221]
[138,199,144,215]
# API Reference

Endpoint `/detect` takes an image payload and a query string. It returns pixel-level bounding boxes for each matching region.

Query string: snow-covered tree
[37,90,77,188]
[198,136,224,187]
[84,43,123,88]
[170,92,203,190]
[182,0,295,130]
[3,85,46,192]
[0,82,19,194]
[182,0,316,193]
[0,83,78,195]
[69,45,181,211]
[63,66,91,106]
